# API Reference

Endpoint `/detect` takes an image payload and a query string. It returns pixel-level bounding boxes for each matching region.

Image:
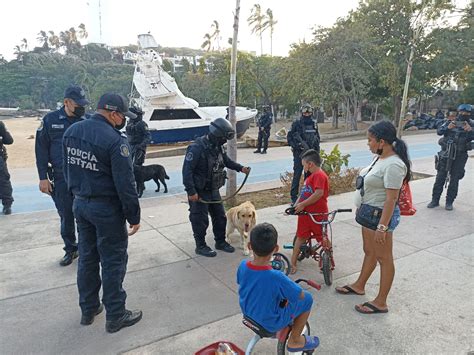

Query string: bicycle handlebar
[285,207,352,225]
[295,278,321,290]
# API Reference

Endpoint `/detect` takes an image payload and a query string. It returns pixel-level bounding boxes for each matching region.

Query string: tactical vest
[302,121,318,148]
[199,139,227,190]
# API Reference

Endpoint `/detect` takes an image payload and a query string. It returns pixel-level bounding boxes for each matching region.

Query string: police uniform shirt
[63,113,140,225]
[257,112,273,128]
[183,136,243,196]
[35,107,84,180]
[287,117,320,151]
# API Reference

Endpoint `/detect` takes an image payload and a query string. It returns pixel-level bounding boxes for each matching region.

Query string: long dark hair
[368,121,412,182]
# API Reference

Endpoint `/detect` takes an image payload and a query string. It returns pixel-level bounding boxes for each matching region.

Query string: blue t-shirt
[237,260,303,332]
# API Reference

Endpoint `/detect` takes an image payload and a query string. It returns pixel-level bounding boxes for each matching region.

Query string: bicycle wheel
[271,252,291,275]
[321,250,333,286]
[276,322,311,355]
[293,236,309,262]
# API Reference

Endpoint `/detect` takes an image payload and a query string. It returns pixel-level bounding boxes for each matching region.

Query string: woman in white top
[336,121,411,314]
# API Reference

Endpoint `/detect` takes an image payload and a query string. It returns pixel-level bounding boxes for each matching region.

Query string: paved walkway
[0,140,473,354]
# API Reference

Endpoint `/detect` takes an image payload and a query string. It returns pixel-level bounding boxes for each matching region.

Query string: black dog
[133,164,170,198]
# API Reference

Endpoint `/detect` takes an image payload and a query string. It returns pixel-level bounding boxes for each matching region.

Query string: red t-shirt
[299,169,329,213]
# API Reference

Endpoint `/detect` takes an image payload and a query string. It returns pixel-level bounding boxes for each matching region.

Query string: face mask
[72,106,85,118]
[115,117,126,130]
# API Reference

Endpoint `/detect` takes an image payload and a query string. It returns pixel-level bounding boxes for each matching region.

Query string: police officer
[427,104,473,211]
[125,107,151,166]
[35,85,89,266]
[287,104,321,204]
[182,117,251,257]
[254,105,273,154]
[63,93,142,333]
[0,121,14,215]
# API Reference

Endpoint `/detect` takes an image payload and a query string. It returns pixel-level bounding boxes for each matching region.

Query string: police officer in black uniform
[427,104,473,211]
[35,85,89,266]
[254,105,273,154]
[182,117,251,257]
[63,93,142,333]
[287,104,321,204]
[126,107,151,166]
[0,121,14,215]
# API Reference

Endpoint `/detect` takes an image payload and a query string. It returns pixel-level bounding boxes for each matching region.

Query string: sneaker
[195,245,217,257]
[253,149,261,154]
[427,201,439,208]
[445,202,453,211]
[105,309,143,333]
[2,206,12,215]
[59,251,79,266]
[81,303,104,325]
[215,241,235,253]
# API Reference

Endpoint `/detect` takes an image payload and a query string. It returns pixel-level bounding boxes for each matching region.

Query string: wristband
[377,224,388,232]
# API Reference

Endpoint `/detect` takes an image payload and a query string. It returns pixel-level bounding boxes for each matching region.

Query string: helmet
[263,105,271,112]
[209,117,235,140]
[457,104,472,113]
[300,104,313,114]
[129,106,144,119]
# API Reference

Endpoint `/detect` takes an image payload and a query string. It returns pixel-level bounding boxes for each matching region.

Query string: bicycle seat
[242,315,276,338]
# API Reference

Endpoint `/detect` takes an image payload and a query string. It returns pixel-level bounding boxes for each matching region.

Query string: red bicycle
[284,208,352,286]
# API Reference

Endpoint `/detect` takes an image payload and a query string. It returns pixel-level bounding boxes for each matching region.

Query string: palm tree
[37,31,49,50]
[262,8,277,56]
[48,31,61,51]
[21,38,28,52]
[78,23,88,40]
[201,33,212,52]
[13,45,23,61]
[211,20,220,51]
[247,4,265,55]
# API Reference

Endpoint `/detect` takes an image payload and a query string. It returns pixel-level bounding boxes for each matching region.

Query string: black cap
[97,93,137,119]
[64,85,90,106]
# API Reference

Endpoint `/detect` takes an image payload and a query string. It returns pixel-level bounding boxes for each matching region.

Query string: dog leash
[197,168,251,204]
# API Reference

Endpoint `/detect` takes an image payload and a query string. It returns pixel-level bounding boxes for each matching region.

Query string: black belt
[75,195,119,202]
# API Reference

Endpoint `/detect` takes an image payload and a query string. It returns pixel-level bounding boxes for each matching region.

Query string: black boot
[427,200,439,208]
[445,201,453,211]
[253,149,261,154]
[215,241,235,253]
[2,205,12,215]
[261,150,267,154]
[195,244,217,257]
[81,304,104,325]
[105,309,143,333]
[59,251,79,266]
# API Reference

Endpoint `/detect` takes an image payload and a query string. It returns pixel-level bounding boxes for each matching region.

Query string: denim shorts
[388,206,401,232]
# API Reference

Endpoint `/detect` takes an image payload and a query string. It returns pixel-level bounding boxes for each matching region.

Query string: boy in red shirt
[291,149,329,273]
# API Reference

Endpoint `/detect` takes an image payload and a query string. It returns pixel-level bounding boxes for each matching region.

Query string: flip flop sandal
[287,335,320,352]
[335,285,365,295]
[355,302,389,314]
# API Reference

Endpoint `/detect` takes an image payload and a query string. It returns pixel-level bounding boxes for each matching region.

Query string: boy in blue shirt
[237,223,319,353]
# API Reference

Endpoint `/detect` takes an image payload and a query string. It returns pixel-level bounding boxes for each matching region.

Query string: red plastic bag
[399,181,416,216]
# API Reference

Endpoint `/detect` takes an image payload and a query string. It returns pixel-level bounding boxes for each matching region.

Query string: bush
[279,145,360,196]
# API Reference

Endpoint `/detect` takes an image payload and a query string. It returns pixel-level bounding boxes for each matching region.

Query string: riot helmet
[300,104,314,115]
[209,117,235,144]
[457,104,472,113]
[129,106,144,120]
[457,104,472,121]
[263,105,271,113]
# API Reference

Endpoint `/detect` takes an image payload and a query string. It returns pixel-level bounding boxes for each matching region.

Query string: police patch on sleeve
[120,144,130,157]
[185,152,193,161]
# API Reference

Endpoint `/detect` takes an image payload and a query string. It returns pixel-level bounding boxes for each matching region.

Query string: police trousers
[188,190,227,247]
[290,152,310,204]
[431,152,468,203]
[51,174,77,253]
[73,197,128,320]
[257,127,271,151]
[0,156,13,207]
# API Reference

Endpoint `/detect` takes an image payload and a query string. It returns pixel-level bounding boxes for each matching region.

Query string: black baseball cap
[64,86,90,106]
[97,93,137,119]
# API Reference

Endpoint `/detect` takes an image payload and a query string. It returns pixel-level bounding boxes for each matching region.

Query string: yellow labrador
[226,201,257,255]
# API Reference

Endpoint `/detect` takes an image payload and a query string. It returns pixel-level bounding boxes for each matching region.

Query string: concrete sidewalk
[0,158,473,354]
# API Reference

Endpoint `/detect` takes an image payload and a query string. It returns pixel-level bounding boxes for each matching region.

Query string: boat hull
[149,117,252,144]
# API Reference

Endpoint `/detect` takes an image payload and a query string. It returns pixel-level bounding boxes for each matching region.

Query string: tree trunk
[393,95,401,127]
[332,104,338,129]
[226,0,240,207]
[374,103,379,122]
